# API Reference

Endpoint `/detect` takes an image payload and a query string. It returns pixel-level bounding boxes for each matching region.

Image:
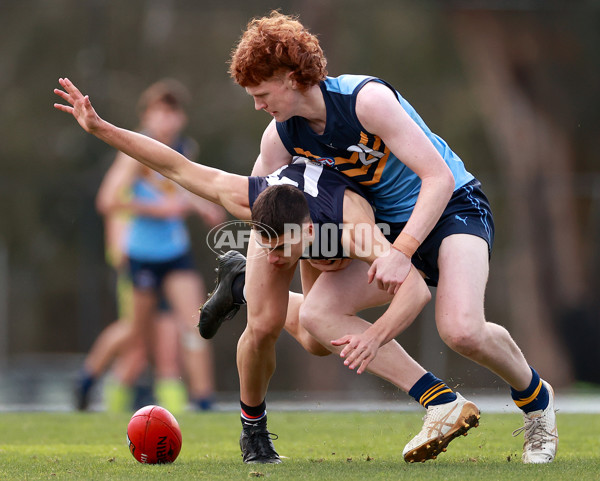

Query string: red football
[126,405,182,464]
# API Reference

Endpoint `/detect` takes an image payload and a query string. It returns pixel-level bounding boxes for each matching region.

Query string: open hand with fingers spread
[54,78,104,134]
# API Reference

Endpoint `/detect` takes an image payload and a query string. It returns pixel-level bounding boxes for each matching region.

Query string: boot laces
[512,413,557,450]
[245,429,279,457]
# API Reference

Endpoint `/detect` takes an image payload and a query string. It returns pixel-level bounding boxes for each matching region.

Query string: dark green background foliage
[0,1,598,392]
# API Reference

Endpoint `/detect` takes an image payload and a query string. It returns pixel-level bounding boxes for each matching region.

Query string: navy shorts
[128,252,195,292]
[380,179,495,287]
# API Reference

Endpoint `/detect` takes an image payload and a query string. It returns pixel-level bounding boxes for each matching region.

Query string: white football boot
[403,393,480,463]
[513,380,558,463]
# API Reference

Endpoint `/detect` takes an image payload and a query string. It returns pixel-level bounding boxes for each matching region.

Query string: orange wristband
[392,232,420,258]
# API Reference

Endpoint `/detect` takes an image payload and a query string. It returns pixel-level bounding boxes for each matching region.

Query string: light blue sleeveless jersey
[276,75,474,222]
[127,171,190,262]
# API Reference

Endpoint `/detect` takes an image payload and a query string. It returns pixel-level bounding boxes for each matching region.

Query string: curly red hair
[229,11,327,90]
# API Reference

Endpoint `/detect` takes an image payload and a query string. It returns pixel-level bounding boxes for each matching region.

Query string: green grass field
[0,411,598,480]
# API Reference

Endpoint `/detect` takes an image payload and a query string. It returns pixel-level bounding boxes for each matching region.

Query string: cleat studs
[438,440,443,445]
[426,444,430,449]
[463,423,470,428]
[432,455,437,460]
[442,448,447,452]
[412,451,418,456]
[463,432,468,436]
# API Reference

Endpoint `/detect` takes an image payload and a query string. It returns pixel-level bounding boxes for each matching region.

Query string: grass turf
[0,411,597,480]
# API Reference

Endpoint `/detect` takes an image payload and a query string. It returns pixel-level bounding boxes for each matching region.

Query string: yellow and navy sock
[409,372,457,408]
[511,367,549,413]
[241,399,266,426]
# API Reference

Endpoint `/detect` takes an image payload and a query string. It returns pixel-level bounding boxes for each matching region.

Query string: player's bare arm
[95,154,190,219]
[95,154,139,216]
[356,81,454,243]
[250,120,293,176]
[54,78,251,220]
[306,189,390,273]
[340,189,391,264]
[334,190,431,371]
[183,192,227,227]
[331,266,430,374]
[321,187,431,372]
[355,81,455,293]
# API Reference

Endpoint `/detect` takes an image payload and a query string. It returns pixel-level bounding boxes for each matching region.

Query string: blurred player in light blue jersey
[75,80,225,413]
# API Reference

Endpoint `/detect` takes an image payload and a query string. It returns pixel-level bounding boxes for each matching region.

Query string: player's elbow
[216,174,251,220]
[423,164,455,201]
[438,166,456,198]
[417,283,432,310]
[95,196,114,216]
[410,270,432,311]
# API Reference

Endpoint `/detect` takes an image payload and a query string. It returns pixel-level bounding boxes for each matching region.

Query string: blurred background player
[74,79,226,412]
[75,196,186,413]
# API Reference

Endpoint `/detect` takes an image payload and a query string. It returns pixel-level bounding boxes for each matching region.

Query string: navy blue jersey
[276,75,474,223]
[248,159,368,259]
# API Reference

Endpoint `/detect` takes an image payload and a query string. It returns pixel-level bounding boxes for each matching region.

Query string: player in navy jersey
[55,77,482,464]
[225,11,557,464]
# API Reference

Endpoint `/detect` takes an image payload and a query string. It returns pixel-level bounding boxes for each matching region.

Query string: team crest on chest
[308,157,335,167]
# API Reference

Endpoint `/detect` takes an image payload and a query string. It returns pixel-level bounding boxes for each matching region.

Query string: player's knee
[120,323,138,344]
[297,302,324,334]
[244,322,281,349]
[438,317,484,357]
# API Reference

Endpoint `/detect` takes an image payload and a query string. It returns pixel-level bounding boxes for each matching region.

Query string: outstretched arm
[54,78,251,220]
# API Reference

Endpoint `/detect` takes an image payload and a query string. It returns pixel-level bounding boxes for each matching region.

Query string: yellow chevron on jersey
[293,131,390,186]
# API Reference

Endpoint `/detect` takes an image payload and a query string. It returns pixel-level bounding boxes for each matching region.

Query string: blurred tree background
[0,0,598,399]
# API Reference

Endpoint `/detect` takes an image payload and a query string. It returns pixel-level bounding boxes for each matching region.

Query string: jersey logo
[334,136,390,186]
[293,131,389,186]
[314,157,335,167]
[346,143,385,165]
[455,215,468,225]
